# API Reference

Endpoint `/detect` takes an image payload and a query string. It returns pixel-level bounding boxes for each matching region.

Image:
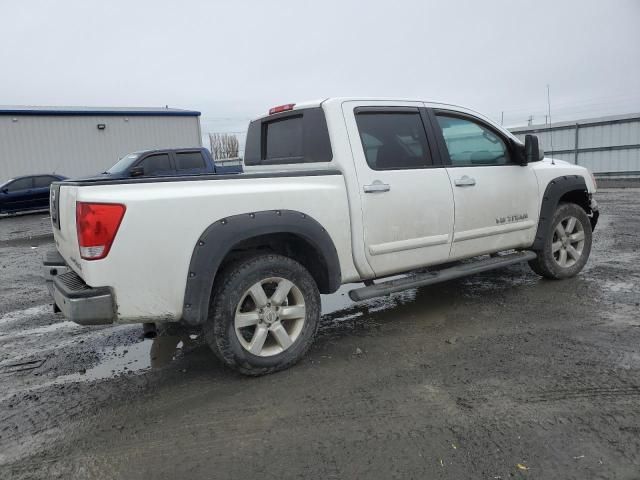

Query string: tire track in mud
[525,386,640,403]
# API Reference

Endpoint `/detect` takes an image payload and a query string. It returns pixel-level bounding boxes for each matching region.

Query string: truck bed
[51,169,358,323]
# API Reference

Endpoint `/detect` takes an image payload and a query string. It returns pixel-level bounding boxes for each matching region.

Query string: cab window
[435,114,510,166]
[33,176,56,188]
[138,154,172,175]
[6,177,33,192]
[175,151,206,170]
[355,111,432,170]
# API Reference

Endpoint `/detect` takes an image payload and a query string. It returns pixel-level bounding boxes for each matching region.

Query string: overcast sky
[2,0,639,132]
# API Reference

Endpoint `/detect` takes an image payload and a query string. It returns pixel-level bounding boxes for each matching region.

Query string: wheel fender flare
[182,210,341,325]
[532,175,588,251]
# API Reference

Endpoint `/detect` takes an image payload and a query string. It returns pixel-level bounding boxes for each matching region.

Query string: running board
[348,251,537,302]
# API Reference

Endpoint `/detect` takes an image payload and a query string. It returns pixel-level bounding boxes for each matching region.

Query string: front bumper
[44,251,115,325]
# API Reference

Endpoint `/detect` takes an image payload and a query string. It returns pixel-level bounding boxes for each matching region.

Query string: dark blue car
[0,174,67,214]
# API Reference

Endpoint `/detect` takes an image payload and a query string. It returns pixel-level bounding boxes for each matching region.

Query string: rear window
[265,116,304,161]
[244,107,332,166]
[175,151,206,170]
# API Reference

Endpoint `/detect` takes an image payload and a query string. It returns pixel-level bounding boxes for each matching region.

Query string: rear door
[136,153,176,176]
[343,102,455,277]
[173,150,209,175]
[429,109,539,259]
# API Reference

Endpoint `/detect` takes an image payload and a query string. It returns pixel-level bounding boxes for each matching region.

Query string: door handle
[454,175,476,187]
[363,181,391,193]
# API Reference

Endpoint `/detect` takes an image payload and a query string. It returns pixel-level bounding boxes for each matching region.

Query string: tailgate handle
[363,181,391,193]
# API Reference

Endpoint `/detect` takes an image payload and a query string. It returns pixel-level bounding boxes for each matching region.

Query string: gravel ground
[0,189,639,479]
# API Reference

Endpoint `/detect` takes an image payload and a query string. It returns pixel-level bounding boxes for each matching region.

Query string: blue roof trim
[0,109,201,117]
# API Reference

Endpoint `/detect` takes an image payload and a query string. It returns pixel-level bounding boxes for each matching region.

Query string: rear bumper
[43,250,70,280]
[44,251,115,325]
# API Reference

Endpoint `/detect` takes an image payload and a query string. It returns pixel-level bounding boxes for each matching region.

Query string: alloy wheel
[234,277,306,357]
[552,215,585,268]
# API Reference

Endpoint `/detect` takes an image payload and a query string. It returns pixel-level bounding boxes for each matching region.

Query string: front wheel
[205,254,321,376]
[529,202,593,279]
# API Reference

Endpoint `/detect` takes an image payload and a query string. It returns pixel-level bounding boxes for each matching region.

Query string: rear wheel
[205,254,321,376]
[529,202,592,279]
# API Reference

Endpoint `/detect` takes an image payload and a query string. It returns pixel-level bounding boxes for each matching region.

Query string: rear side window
[138,154,172,175]
[175,151,206,170]
[33,176,56,188]
[244,107,332,165]
[6,177,33,192]
[355,111,432,170]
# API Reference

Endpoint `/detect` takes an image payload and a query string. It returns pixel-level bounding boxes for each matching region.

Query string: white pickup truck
[45,98,599,375]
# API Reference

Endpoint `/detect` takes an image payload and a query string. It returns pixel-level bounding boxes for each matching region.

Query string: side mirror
[129,166,144,177]
[1,188,8,194]
[524,134,544,165]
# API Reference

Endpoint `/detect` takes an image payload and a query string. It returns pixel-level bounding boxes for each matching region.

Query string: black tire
[204,254,321,376]
[529,202,592,279]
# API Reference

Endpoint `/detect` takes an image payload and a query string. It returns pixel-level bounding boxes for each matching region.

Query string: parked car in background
[100,147,242,179]
[0,174,67,214]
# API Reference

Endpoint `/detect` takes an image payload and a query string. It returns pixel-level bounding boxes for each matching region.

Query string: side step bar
[348,251,537,302]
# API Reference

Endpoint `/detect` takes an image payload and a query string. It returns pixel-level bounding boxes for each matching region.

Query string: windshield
[106,152,142,174]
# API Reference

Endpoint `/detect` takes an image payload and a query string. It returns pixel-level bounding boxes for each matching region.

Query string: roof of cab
[254,97,517,141]
[257,97,481,118]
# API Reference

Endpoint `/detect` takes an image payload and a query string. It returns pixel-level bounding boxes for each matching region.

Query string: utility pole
[500,111,504,126]
[528,115,534,126]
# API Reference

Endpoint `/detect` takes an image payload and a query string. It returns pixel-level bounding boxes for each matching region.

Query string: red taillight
[76,202,126,260]
[269,103,295,115]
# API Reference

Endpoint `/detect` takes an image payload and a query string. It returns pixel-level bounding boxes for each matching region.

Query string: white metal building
[0,106,202,180]
[510,113,640,175]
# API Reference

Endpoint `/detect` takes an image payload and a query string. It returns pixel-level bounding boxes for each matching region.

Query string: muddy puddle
[0,282,415,393]
[51,331,201,383]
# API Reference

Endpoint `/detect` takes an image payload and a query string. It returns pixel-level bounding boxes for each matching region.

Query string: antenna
[547,84,555,165]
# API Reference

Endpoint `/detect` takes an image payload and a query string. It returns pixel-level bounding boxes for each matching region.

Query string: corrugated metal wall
[510,114,640,174]
[0,114,202,180]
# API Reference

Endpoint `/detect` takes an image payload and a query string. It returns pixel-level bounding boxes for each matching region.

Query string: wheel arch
[182,210,341,325]
[532,175,596,250]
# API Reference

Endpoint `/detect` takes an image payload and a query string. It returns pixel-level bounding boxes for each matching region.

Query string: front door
[3,177,34,212]
[430,109,539,259]
[343,102,455,277]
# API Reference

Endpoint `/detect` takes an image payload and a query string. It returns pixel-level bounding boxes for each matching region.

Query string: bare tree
[209,133,239,160]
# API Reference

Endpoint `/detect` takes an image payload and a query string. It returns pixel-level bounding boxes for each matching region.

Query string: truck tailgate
[51,183,82,274]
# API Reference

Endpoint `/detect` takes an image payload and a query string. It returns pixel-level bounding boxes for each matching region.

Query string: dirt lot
[0,190,639,480]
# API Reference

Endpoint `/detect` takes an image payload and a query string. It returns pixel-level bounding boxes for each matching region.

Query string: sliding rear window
[245,107,332,165]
